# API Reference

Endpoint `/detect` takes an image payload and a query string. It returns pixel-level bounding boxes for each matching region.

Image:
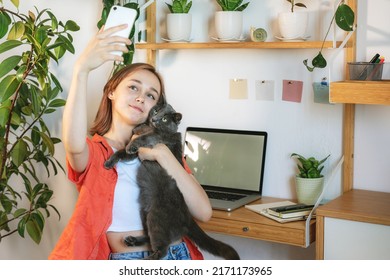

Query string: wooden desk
[316,189,390,259]
[197,196,316,248]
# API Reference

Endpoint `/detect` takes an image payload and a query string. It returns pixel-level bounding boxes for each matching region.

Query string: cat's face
[148,104,182,133]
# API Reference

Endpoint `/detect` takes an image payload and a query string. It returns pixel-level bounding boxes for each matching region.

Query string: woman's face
[109,69,161,126]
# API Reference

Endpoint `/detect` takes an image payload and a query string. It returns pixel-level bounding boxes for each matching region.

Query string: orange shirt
[49,134,202,260]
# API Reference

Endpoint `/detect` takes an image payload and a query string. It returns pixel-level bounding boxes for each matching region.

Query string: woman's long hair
[89,63,166,136]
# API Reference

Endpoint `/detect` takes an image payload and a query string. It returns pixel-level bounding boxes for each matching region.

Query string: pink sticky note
[282,80,303,103]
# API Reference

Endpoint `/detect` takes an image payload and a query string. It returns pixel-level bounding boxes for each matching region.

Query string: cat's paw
[126,145,138,154]
[104,160,114,169]
[123,236,138,247]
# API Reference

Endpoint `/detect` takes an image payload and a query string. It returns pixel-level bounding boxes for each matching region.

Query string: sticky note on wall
[229,79,248,99]
[282,80,303,103]
[255,80,275,101]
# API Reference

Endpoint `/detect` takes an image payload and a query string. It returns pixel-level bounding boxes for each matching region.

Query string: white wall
[0,0,388,260]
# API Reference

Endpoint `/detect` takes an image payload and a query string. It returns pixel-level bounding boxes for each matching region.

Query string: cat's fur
[104,104,240,260]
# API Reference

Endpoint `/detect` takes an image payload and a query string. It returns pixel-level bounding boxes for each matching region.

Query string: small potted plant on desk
[291,153,330,205]
[165,0,193,42]
[214,0,250,41]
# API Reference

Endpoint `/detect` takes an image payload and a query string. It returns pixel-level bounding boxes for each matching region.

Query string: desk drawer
[198,218,308,247]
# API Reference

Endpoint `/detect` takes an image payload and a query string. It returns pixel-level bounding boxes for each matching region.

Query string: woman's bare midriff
[107,230,151,253]
[107,230,182,253]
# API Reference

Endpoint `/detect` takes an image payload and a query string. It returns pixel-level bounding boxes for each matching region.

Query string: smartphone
[104,5,138,56]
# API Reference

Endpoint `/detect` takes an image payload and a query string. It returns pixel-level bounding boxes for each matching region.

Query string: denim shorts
[109,241,191,260]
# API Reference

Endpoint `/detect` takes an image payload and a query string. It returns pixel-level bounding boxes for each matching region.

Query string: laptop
[184,127,267,211]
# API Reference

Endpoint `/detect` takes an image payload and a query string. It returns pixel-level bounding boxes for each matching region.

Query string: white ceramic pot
[278,11,308,39]
[215,11,243,40]
[295,176,324,205]
[166,13,192,41]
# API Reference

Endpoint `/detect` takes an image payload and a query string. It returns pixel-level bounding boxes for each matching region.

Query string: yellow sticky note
[229,79,248,99]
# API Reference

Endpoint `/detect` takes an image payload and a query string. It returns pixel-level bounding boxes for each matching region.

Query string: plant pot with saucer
[291,153,330,205]
[277,0,308,40]
[214,0,250,41]
[165,0,193,42]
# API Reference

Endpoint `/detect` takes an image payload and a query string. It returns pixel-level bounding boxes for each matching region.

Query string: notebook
[184,127,267,211]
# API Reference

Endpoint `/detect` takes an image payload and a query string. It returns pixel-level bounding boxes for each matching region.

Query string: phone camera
[113,7,117,11]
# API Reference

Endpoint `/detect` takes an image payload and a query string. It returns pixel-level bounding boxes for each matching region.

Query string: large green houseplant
[291,153,330,204]
[0,1,79,243]
[304,1,355,71]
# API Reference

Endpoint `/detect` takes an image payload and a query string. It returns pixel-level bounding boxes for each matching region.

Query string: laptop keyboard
[206,191,246,201]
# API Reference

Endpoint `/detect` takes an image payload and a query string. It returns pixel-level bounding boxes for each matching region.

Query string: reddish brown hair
[89,63,166,136]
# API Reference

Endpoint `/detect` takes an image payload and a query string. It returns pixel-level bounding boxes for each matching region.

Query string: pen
[358,53,381,80]
[369,53,380,63]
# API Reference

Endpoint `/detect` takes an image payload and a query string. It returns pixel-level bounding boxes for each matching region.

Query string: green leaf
[0,12,11,39]
[46,10,58,30]
[64,20,80,32]
[0,75,20,102]
[0,55,22,79]
[15,65,27,82]
[17,216,27,238]
[0,194,13,213]
[58,34,75,54]
[39,131,54,156]
[335,4,355,32]
[0,40,23,55]
[312,52,327,69]
[48,98,66,108]
[11,139,28,167]
[0,100,11,127]
[29,86,42,116]
[11,0,20,8]
[7,21,25,40]
[31,126,41,146]
[14,208,27,218]
[26,219,42,244]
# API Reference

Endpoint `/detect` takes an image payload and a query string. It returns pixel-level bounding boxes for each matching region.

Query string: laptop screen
[184,127,267,194]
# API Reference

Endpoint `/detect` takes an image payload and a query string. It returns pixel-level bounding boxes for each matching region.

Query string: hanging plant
[303,2,355,72]
[0,1,79,243]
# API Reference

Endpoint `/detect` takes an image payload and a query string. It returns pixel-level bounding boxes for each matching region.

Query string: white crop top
[107,156,143,232]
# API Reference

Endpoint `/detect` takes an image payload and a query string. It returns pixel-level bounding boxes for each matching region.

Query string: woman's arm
[138,144,213,222]
[62,25,131,173]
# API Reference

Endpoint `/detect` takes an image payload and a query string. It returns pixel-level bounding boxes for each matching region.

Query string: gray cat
[104,103,240,260]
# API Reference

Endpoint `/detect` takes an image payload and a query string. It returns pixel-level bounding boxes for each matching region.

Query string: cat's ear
[175,113,182,123]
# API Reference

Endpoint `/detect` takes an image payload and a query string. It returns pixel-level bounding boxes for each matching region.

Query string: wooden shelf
[316,189,390,259]
[317,189,390,226]
[330,80,390,105]
[197,197,316,248]
[136,41,342,50]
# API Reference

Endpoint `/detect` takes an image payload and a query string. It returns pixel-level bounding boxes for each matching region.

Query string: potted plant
[291,153,330,205]
[277,0,308,40]
[214,0,250,41]
[303,2,355,71]
[0,2,79,243]
[165,0,193,41]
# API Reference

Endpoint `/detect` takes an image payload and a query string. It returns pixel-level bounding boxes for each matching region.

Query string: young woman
[49,24,212,260]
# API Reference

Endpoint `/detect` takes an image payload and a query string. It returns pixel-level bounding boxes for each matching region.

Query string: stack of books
[266,204,314,219]
[245,201,315,223]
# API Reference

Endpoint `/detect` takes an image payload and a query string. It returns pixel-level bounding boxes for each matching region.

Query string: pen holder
[348,62,384,81]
